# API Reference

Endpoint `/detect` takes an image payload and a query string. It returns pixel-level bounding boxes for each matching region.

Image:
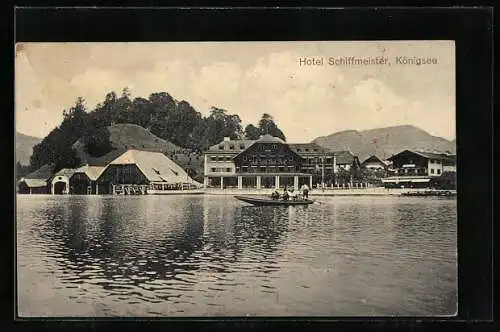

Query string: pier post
[256,176,261,189]
[294,175,299,191]
[203,176,208,189]
[275,175,280,189]
[237,176,242,189]
[309,175,313,189]
[220,176,224,190]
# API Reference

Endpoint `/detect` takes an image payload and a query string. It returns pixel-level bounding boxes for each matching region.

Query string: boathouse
[69,164,106,194]
[17,164,53,194]
[96,149,202,195]
[50,168,77,194]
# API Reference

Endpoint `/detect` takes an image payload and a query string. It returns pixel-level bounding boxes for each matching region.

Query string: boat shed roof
[106,149,202,185]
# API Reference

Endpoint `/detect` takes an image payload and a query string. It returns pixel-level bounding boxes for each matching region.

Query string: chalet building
[69,164,106,194]
[382,149,456,188]
[50,168,77,194]
[289,143,336,186]
[203,135,336,190]
[17,164,53,194]
[96,149,202,195]
[361,155,390,170]
[333,150,355,172]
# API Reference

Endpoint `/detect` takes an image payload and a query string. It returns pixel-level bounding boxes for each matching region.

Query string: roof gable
[334,150,355,164]
[106,149,201,185]
[208,139,256,152]
[289,143,330,154]
[24,164,54,180]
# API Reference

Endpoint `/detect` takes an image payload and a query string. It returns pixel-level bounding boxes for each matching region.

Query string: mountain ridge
[16,132,42,165]
[312,125,456,162]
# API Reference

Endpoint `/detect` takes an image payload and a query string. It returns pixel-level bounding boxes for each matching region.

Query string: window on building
[305,149,309,152]
[437,169,441,174]
[229,145,234,150]
[279,167,284,172]
[211,168,216,172]
[297,148,301,152]
[259,167,266,172]
[430,169,434,174]
[313,149,318,152]
[226,168,231,172]
[240,144,245,149]
[219,145,224,150]
[210,156,217,161]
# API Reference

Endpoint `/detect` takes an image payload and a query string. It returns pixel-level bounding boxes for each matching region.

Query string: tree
[82,123,113,157]
[244,124,261,140]
[30,98,89,170]
[203,107,243,146]
[350,156,362,182]
[257,113,286,141]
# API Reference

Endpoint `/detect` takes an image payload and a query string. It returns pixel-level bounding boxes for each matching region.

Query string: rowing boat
[234,195,314,206]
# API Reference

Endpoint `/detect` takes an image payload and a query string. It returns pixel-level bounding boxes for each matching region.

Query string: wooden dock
[112,184,149,195]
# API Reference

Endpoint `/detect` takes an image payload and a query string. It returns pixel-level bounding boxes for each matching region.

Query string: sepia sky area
[15,41,455,143]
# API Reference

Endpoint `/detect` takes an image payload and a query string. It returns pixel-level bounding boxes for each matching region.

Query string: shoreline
[203,188,456,196]
[16,188,456,197]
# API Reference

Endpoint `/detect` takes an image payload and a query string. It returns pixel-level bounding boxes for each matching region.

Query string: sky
[15,41,455,143]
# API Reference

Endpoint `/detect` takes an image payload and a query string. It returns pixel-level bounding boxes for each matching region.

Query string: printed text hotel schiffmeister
[299,56,439,66]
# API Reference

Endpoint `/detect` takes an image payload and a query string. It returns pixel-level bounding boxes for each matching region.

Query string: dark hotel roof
[387,149,456,162]
[333,150,355,164]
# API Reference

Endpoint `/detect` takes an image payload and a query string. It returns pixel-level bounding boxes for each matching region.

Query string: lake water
[16,195,457,317]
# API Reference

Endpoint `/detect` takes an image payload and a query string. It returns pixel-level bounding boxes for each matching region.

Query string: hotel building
[203,135,336,190]
[382,149,456,188]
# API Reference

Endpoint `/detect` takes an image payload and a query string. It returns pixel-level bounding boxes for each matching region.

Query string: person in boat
[287,188,298,201]
[270,190,280,200]
[300,183,310,200]
[282,187,289,201]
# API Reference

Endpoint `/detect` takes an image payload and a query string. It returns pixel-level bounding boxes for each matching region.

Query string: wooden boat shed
[69,164,106,194]
[96,149,202,195]
[17,164,53,194]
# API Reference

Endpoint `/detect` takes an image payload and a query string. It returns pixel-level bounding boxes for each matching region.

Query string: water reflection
[17,195,457,316]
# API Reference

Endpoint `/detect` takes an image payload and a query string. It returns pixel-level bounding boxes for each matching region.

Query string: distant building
[288,143,336,186]
[69,164,106,194]
[382,149,456,188]
[17,164,53,194]
[203,135,336,190]
[50,168,77,194]
[361,155,390,170]
[96,149,202,194]
[333,150,355,172]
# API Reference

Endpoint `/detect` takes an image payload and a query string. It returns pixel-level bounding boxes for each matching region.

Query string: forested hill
[28,88,287,174]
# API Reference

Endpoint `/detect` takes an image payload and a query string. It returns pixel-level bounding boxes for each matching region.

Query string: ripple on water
[17,195,457,316]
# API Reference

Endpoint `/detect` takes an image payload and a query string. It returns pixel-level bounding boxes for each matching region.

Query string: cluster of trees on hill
[29,88,287,173]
